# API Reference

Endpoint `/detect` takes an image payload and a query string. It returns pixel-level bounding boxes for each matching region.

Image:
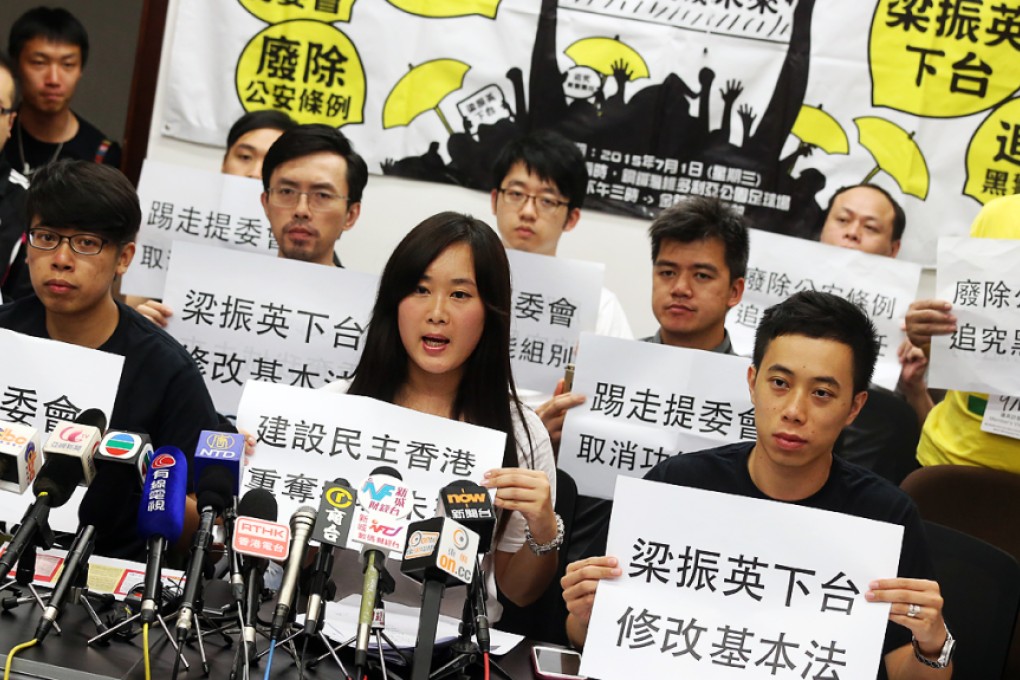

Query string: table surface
[0,583,544,679]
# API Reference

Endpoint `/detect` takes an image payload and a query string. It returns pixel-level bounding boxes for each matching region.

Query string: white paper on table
[582,476,902,680]
[559,334,753,499]
[309,595,524,655]
[729,229,921,390]
[237,381,506,551]
[0,329,123,532]
[929,237,1020,395]
[506,249,602,394]
[162,240,378,418]
[980,393,1020,440]
[124,159,277,298]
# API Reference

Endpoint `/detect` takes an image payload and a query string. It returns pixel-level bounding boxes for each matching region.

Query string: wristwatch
[525,513,564,555]
[912,625,955,669]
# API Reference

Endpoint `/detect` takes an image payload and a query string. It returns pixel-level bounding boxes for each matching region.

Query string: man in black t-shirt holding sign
[0,161,222,561]
[562,292,953,679]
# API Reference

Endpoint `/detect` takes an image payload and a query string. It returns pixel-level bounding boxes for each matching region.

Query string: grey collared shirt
[642,328,735,355]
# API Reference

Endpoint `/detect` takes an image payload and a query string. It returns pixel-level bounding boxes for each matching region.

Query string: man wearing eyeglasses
[137,123,368,327]
[0,159,224,561]
[0,51,29,303]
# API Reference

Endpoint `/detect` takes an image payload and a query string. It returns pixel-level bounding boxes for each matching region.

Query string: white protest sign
[122,159,276,298]
[729,229,921,390]
[560,334,753,499]
[0,329,123,531]
[237,381,506,547]
[929,237,1020,394]
[582,476,901,680]
[163,241,378,418]
[980,394,1020,440]
[506,250,602,394]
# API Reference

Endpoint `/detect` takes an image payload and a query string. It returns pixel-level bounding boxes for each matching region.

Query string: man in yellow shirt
[906,193,1020,471]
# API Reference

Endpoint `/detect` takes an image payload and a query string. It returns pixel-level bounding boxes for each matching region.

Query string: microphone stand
[430,560,510,680]
[306,564,411,679]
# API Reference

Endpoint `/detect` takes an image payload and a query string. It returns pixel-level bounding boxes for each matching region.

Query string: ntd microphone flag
[192,430,243,496]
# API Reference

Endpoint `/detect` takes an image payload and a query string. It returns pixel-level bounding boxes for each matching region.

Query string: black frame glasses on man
[27,227,117,256]
[497,188,569,215]
[0,107,15,116]
[267,187,348,211]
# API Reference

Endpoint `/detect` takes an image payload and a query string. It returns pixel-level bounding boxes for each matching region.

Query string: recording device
[175,464,233,642]
[402,516,479,680]
[268,506,316,641]
[531,646,586,680]
[136,447,187,625]
[351,467,412,676]
[305,477,355,635]
[95,430,153,486]
[0,421,40,494]
[0,409,106,577]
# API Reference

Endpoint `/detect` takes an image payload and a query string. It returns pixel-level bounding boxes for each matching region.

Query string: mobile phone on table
[531,645,586,679]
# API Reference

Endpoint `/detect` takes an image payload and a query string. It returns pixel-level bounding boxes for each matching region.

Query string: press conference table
[0,587,543,679]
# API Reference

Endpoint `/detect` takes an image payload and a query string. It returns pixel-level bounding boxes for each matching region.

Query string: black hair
[8,7,89,67]
[261,124,368,203]
[348,211,532,474]
[491,129,588,212]
[27,160,140,243]
[824,183,906,242]
[225,110,297,152]
[648,197,750,280]
[0,51,20,108]
[752,290,879,394]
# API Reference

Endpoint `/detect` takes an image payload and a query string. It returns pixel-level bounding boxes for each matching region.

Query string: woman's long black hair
[348,211,533,471]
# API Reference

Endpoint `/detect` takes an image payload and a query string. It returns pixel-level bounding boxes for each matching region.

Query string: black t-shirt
[3,113,122,176]
[0,159,28,298]
[587,442,935,677]
[0,295,224,559]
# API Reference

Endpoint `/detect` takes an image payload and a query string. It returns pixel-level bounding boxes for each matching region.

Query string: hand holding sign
[866,577,949,660]
[904,299,956,355]
[561,555,622,647]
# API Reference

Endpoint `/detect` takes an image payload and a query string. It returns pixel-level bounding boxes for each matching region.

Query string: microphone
[231,489,280,656]
[351,467,413,676]
[136,447,188,625]
[439,480,497,652]
[35,526,95,641]
[0,421,40,494]
[95,430,153,487]
[305,478,356,635]
[0,409,106,577]
[192,430,244,497]
[402,517,479,680]
[175,464,233,642]
[268,506,317,641]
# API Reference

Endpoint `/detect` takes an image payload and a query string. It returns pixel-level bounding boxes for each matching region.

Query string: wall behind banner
[0,0,140,144]
[145,0,659,337]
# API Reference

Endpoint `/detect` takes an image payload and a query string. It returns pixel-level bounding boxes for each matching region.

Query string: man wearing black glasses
[136,123,368,328]
[0,160,223,561]
[0,51,29,302]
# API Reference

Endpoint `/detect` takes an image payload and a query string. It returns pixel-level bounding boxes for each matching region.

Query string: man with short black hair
[819,183,906,258]
[563,291,953,679]
[221,109,296,179]
[0,160,223,560]
[3,7,120,175]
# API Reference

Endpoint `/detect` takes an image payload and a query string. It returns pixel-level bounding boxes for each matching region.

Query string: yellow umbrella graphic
[854,117,929,200]
[383,59,470,135]
[564,36,650,80]
[791,105,849,155]
[386,0,501,18]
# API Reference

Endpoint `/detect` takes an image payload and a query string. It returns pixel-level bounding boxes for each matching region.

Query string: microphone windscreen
[79,464,135,526]
[370,466,402,481]
[137,447,188,543]
[75,408,108,432]
[238,488,277,522]
[32,455,83,508]
[195,464,234,512]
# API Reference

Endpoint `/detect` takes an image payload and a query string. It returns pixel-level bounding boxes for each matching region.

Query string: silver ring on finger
[906,603,920,618]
